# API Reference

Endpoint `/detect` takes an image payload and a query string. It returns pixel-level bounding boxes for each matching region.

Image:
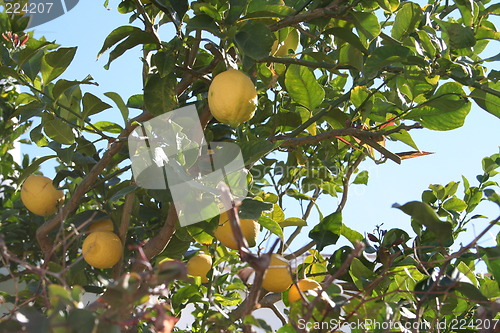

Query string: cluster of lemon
[21,175,122,269]
[186,211,321,304]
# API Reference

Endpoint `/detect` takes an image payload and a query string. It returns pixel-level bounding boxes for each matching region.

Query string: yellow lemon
[262,254,293,292]
[187,253,212,283]
[271,29,299,57]
[88,218,114,232]
[208,69,258,127]
[214,212,260,250]
[21,175,64,216]
[82,231,122,269]
[288,278,321,304]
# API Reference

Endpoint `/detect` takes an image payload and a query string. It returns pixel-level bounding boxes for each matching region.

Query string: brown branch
[131,205,178,272]
[272,123,423,164]
[258,56,349,71]
[284,240,316,261]
[269,0,352,32]
[113,191,135,278]
[336,152,365,213]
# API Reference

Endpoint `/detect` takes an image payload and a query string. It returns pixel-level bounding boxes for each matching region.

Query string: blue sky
[22,1,500,256]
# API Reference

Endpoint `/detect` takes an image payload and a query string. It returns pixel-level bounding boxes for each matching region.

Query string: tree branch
[269,0,352,32]
[131,205,178,272]
[113,191,135,278]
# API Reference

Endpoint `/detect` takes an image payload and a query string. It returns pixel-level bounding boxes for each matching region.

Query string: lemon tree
[1,0,500,332]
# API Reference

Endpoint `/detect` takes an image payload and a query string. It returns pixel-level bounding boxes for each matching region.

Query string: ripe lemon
[271,29,299,57]
[187,253,212,283]
[288,278,321,304]
[208,69,258,127]
[88,218,114,232]
[262,254,293,292]
[214,212,260,250]
[82,231,122,269]
[21,175,64,216]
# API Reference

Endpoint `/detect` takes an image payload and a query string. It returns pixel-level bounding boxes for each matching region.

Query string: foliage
[1,0,500,332]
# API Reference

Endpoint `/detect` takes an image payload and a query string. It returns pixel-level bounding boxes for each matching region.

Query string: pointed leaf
[285,64,325,110]
[41,47,77,84]
[43,114,75,145]
[235,22,275,60]
[143,74,178,116]
[82,93,112,119]
[309,212,342,251]
[392,2,422,41]
[105,92,129,123]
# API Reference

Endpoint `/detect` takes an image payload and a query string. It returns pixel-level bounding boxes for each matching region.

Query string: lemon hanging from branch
[208,69,258,127]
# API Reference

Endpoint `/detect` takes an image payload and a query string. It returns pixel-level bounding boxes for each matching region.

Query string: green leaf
[286,188,314,200]
[109,185,138,203]
[53,76,96,101]
[364,45,411,78]
[376,0,400,12]
[280,217,307,227]
[484,189,500,207]
[340,224,364,246]
[227,0,247,24]
[67,309,95,333]
[186,14,221,37]
[238,198,273,219]
[105,92,129,123]
[186,225,214,245]
[393,201,453,246]
[41,47,77,84]
[90,121,123,134]
[353,170,369,185]
[127,94,144,109]
[322,27,368,54]
[97,26,159,68]
[82,93,112,119]
[455,282,489,303]
[391,2,422,41]
[264,203,285,223]
[481,246,500,288]
[235,22,275,60]
[42,114,75,145]
[388,129,419,150]
[240,138,278,166]
[442,197,467,212]
[350,257,376,289]
[470,81,500,119]
[143,74,178,116]
[446,23,476,49]
[259,216,283,238]
[406,82,471,130]
[285,64,325,110]
[351,12,381,42]
[18,155,57,184]
[309,211,342,251]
